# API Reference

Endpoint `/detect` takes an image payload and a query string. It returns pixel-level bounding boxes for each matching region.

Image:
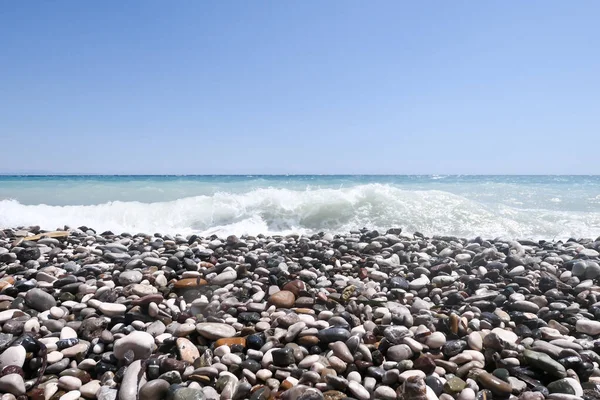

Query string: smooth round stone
[575,319,600,336]
[329,341,354,363]
[0,374,26,396]
[211,269,237,286]
[80,380,101,399]
[467,332,483,351]
[269,290,296,308]
[196,323,236,339]
[547,378,583,397]
[120,359,142,400]
[445,376,467,393]
[50,307,66,319]
[476,371,512,395]
[523,349,566,378]
[317,328,351,343]
[58,376,82,391]
[47,351,64,364]
[491,328,518,343]
[348,381,370,400]
[60,326,78,340]
[409,276,430,290]
[0,346,26,369]
[425,332,446,348]
[113,331,156,360]
[98,303,127,317]
[60,390,82,400]
[457,388,476,400]
[374,385,397,400]
[386,344,413,362]
[118,270,143,285]
[139,379,170,400]
[25,288,56,311]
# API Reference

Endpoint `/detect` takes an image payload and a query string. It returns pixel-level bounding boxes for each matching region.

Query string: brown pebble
[269,290,296,308]
[174,278,208,288]
[282,280,306,297]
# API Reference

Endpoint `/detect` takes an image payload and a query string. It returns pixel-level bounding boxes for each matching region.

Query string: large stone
[0,345,26,370]
[576,319,600,336]
[0,373,26,395]
[139,379,170,400]
[547,378,583,397]
[210,269,237,286]
[269,290,296,308]
[523,349,567,378]
[118,270,143,285]
[119,360,142,400]
[113,331,156,360]
[25,288,56,311]
[195,323,236,340]
[177,338,200,364]
[99,302,127,317]
[387,344,413,362]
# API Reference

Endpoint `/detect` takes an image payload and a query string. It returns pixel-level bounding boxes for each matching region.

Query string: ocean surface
[0,175,599,240]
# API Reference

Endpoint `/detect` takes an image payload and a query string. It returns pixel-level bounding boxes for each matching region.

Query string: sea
[0,175,599,240]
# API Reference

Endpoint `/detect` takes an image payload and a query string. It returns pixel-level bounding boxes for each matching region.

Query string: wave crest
[1,184,599,239]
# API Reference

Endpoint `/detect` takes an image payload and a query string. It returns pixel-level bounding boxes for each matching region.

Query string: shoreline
[1,226,600,399]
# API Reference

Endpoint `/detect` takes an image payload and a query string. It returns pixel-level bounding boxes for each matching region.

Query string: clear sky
[1,1,599,175]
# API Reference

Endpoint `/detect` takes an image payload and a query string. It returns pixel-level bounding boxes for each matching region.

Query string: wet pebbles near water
[1,226,600,400]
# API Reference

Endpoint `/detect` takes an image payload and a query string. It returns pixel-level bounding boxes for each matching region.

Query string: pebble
[196,322,236,339]
[0,374,25,396]
[1,226,600,400]
[113,331,156,360]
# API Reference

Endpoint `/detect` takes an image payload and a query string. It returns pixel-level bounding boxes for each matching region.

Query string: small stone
[445,377,467,393]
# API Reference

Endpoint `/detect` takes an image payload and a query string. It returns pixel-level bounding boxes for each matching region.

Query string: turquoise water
[1,175,599,239]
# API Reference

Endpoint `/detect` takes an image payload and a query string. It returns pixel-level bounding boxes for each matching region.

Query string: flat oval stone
[476,371,512,395]
[98,303,127,317]
[196,323,236,340]
[139,379,170,400]
[269,290,296,308]
[174,278,208,289]
[386,344,413,362]
[25,288,56,312]
[317,328,350,343]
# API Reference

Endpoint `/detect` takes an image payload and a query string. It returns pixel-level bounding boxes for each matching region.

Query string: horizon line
[1,173,600,177]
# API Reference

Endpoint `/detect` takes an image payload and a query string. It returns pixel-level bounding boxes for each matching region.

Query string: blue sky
[1,1,599,174]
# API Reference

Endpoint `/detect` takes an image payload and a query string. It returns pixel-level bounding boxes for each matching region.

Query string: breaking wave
[1,184,599,240]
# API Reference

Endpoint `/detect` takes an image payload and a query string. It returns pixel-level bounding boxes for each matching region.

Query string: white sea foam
[1,184,599,240]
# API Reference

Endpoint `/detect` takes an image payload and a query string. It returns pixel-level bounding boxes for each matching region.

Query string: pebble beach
[1,226,600,400]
